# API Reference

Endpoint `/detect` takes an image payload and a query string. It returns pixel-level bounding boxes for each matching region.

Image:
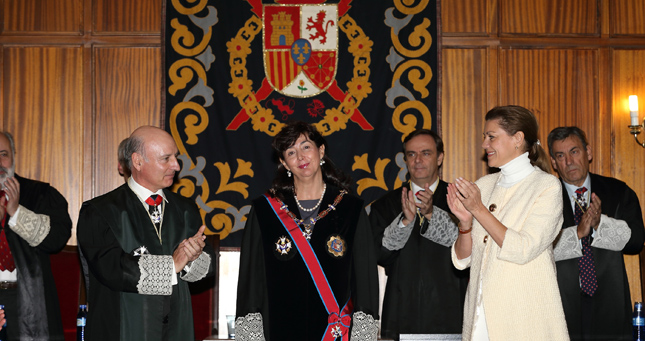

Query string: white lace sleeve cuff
[8,205,50,247]
[137,255,174,295]
[180,251,211,282]
[420,206,458,247]
[236,312,266,341]
[350,311,378,341]
[553,226,583,261]
[591,215,631,251]
[382,212,414,251]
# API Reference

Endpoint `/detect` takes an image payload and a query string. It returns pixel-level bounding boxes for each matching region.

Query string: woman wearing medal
[235,121,380,341]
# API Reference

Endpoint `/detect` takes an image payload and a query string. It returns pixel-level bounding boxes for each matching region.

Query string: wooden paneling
[2,46,84,241]
[94,0,161,34]
[442,0,645,304]
[498,48,609,173]
[441,47,489,182]
[612,49,645,303]
[93,47,161,197]
[0,0,162,243]
[611,49,645,195]
[441,0,490,35]
[2,0,83,34]
[500,0,598,35]
[612,0,645,36]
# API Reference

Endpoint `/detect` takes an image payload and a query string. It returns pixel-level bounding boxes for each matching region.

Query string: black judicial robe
[77,184,214,341]
[369,181,468,340]
[5,175,72,340]
[236,186,379,341]
[556,173,645,341]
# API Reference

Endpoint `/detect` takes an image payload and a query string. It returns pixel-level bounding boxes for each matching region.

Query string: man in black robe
[0,131,72,340]
[549,126,644,341]
[369,129,468,340]
[77,126,214,341]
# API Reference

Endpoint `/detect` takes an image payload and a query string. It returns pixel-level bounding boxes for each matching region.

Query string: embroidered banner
[165,0,439,246]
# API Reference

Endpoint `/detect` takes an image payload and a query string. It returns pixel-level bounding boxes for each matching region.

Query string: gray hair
[547,126,589,159]
[117,138,131,177]
[122,135,146,171]
[0,132,16,156]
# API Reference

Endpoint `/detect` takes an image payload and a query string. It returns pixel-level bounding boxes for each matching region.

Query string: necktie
[0,214,16,272]
[575,187,597,296]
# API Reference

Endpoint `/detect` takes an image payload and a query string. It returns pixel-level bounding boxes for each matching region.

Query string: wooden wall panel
[93,47,161,197]
[498,48,611,173]
[441,0,489,35]
[94,0,161,34]
[612,49,645,303]
[1,0,83,34]
[441,48,489,183]
[500,0,598,35]
[612,0,645,36]
[2,46,83,242]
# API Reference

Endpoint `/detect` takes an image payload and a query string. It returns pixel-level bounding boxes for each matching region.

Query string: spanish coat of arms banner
[164,0,439,246]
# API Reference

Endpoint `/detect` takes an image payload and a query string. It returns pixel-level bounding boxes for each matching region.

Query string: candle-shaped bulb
[630,95,639,126]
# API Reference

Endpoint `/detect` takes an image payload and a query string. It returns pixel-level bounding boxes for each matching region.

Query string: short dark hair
[402,129,444,156]
[547,126,589,159]
[269,121,351,200]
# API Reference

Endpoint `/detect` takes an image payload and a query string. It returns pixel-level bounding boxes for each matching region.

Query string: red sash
[264,194,352,341]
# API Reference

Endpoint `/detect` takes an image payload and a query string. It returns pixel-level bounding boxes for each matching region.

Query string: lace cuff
[553,226,583,261]
[350,311,378,341]
[9,205,50,247]
[180,252,211,282]
[420,207,458,247]
[382,213,414,251]
[137,255,173,295]
[235,312,266,341]
[592,215,631,251]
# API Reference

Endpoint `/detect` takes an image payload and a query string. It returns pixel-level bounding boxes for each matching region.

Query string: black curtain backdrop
[165,0,439,247]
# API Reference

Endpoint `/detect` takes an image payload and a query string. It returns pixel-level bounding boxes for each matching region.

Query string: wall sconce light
[628,95,645,148]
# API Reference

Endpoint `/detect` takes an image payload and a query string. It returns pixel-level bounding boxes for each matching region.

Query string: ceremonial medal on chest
[151,209,162,224]
[275,236,292,255]
[326,234,346,257]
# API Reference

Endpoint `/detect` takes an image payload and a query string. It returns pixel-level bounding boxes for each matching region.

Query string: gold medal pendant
[326,235,346,257]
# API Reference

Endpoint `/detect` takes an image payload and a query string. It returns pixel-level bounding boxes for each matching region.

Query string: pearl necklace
[294,183,327,212]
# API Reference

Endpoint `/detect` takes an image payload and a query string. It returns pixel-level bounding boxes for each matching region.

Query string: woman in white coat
[448,105,569,340]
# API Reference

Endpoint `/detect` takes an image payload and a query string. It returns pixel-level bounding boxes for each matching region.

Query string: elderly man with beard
[0,131,73,340]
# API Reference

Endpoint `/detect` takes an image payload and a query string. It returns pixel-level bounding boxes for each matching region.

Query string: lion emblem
[306,10,334,45]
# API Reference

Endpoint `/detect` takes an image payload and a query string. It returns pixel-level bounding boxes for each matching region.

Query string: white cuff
[7,206,20,226]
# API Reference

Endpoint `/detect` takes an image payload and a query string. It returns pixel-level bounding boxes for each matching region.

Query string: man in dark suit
[549,126,644,341]
[369,129,468,340]
[77,126,214,341]
[0,131,72,340]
